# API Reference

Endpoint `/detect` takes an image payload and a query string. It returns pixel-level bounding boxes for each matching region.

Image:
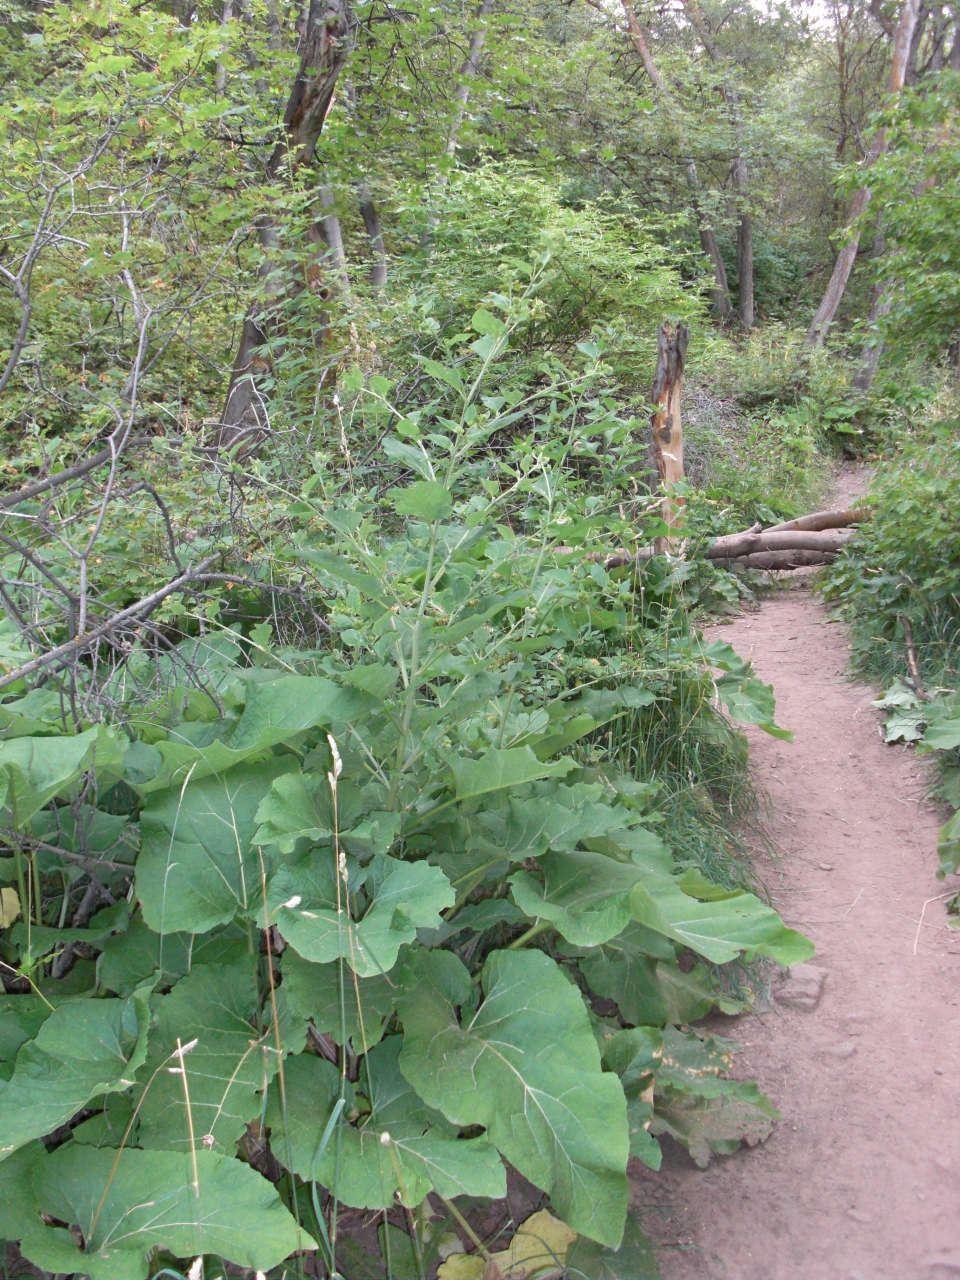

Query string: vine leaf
[390,480,453,522]
[276,854,453,977]
[136,755,298,934]
[397,948,628,1248]
[0,985,150,1161]
[17,1145,312,1280]
[265,1038,505,1208]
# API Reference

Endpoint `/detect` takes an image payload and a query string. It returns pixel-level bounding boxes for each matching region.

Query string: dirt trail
[634,470,960,1280]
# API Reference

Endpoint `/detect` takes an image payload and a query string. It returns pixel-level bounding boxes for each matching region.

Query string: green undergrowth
[0,287,813,1280]
[822,417,960,923]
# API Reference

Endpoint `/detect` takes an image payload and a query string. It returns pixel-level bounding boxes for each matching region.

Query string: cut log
[764,509,866,534]
[711,549,841,571]
[706,528,853,560]
[555,509,865,572]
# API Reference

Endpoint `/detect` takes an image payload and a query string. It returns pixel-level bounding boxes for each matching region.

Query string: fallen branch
[706,528,853,560]
[565,519,860,571]
[898,613,930,701]
[765,508,867,534]
[710,549,842,571]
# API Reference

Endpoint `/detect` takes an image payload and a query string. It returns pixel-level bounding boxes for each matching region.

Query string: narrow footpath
[632,480,960,1280]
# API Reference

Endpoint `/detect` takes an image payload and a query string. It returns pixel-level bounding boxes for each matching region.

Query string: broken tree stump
[650,320,689,550]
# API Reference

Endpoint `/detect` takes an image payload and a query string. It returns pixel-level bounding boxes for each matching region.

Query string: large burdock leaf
[254,770,334,853]
[265,1038,504,1209]
[277,951,396,1049]
[629,875,813,967]
[509,851,645,946]
[578,925,738,1027]
[276,853,453,977]
[703,641,793,741]
[449,746,575,803]
[136,755,297,934]
[0,727,124,827]
[474,784,632,863]
[397,949,628,1248]
[938,808,960,877]
[136,961,272,1154]
[133,675,375,795]
[0,987,150,1161]
[648,1028,778,1168]
[16,1145,312,1280]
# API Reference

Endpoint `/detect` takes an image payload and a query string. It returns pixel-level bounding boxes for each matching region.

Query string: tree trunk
[733,157,754,331]
[683,159,733,322]
[314,183,350,293]
[215,0,234,95]
[650,321,689,549]
[680,0,753,328]
[359,185,388,289]
[620,0,732,321]
[421,0,496,245]
[805,0,921,349]
[852,281,894,391]
[216,0,355,452]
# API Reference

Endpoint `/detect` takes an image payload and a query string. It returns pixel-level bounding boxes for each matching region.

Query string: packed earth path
[633,469,960,1280]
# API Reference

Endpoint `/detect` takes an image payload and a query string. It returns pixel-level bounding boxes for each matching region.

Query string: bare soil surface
[633,471,960,1280]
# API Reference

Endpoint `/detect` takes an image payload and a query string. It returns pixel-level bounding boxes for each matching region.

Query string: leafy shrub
[0,305,810,1278]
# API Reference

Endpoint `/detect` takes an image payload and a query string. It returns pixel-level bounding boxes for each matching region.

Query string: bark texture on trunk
[852,281,894,390]
[650,321,689,549]
[620,0,732,320]
[732,156,754,330]
[314,183,350,293]
[805,0,921,349]
[216,0,355,452]
[710,549,843,571]
[359,185,388,289]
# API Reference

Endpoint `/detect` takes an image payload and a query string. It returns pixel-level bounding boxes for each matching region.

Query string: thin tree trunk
[650,321,689,549]
[215,0,234,95]
[805,0,921,349]
[732,156,754,330]
[620,0,732,320]
[852,226,893,391]
[216,0,355,452]
[684,161,734,320]
[681,0,753,330]
[421,0,496,245]
[314,184,350,293]
[851,283,893,390]
[950,9,960,68]
[359,185,388,289]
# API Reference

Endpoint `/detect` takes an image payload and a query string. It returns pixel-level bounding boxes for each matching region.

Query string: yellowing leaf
[0,887,20,929]
[495,1210,578,1277]
[437,1255,485,1280]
